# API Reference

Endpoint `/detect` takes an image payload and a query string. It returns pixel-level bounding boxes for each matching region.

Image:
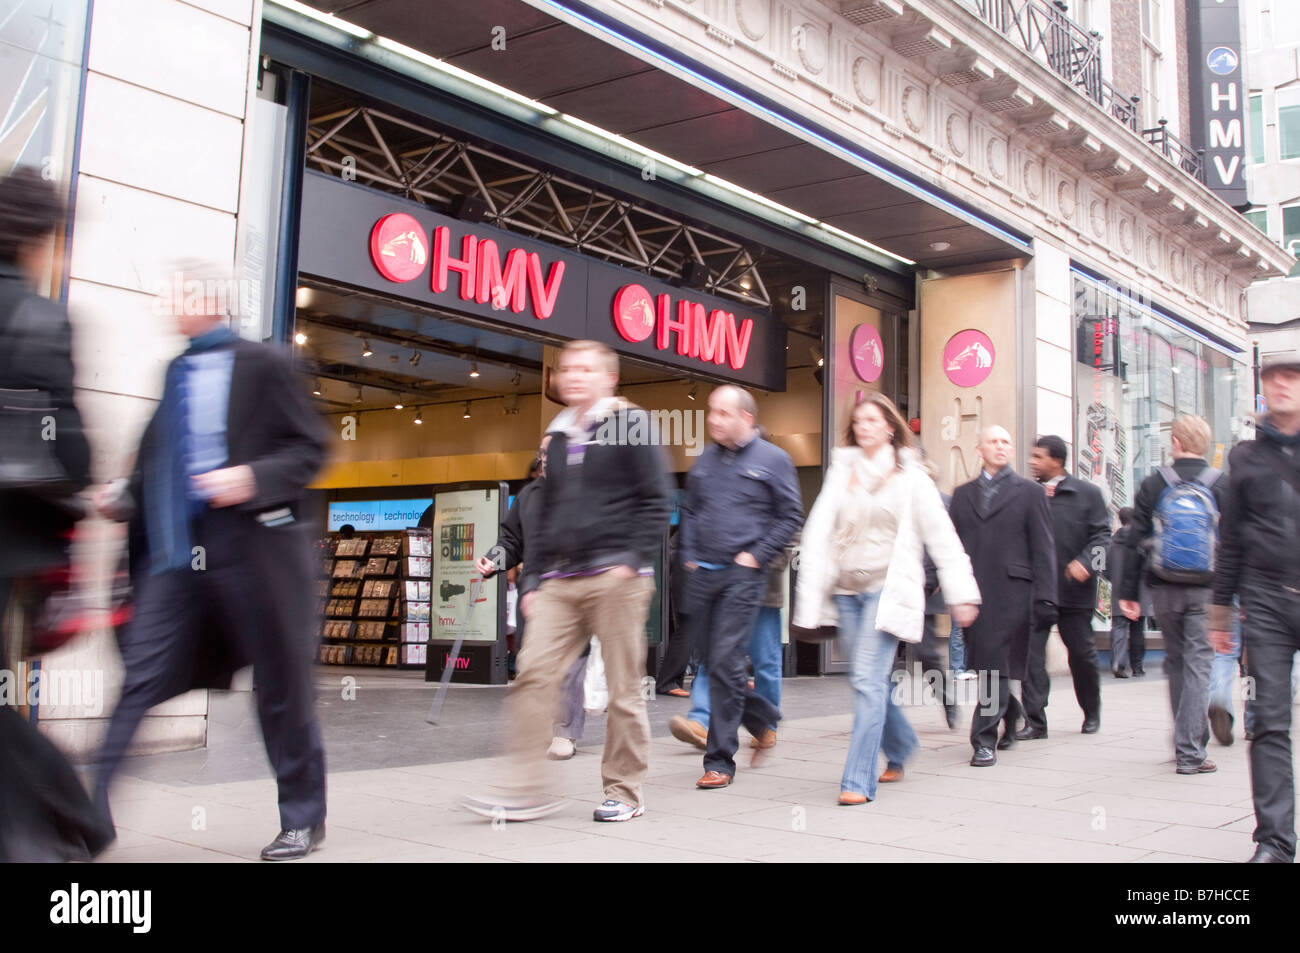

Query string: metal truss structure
[304,104,773,309]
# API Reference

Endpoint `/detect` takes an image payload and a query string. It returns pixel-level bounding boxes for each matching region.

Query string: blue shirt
[182,329,235,502]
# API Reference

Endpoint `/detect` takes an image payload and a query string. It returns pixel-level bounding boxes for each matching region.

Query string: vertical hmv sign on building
[1188,0,1248,207]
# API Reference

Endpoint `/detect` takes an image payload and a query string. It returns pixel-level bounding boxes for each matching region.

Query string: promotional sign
[1188,0,1248,207]
[429,487,500,643]
[327,499,432,532]
[299,172,786,389]
[942,329,995,388]
[848,323,884,384]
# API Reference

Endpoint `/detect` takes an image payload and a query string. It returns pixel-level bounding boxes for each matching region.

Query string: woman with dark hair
[794,393,980,805]
[0,167,113,860]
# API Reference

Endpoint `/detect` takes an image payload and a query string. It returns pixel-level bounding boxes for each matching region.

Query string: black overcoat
[949,469,1057,680]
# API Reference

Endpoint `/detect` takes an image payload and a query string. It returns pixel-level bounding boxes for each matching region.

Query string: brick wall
[1109,0,1143,109]
[1174,0,1191,139]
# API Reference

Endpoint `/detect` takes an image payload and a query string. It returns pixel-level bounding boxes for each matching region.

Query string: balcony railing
[967,0,1203,184]
[1143,120,1206,183]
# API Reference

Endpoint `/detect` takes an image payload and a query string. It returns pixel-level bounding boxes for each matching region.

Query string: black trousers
[970,673,1025,752]
[915,614,955,708]
[1110,614,1147,673]
[655,606,690,693]
[94,522,326,831]
[1241,582,1300,861]
[1023,608,1101,731]
[684,564,779,776]
[0,577,115,861]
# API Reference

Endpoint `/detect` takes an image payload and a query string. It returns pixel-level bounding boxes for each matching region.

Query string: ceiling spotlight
[687,383,698,401]
[462,401,472,419]
[394,396,404,410]
[510,367,522,387]
[312,378,322,396]
[294,331,307,345]
[413,407,423,425]
[811,344,824,368]
[409,350,421,367]
[928,241,952,252]
[361,339,373,358]
[353,384,364,404]
[469,361,480,379]
[295,287,312,308]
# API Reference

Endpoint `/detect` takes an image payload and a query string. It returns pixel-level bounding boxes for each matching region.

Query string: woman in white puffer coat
[794,393,980,805]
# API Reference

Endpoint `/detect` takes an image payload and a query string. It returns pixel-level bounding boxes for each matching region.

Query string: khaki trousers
[505,572,653,806]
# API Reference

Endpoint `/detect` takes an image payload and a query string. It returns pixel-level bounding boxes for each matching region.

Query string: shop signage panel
[327,498,432,532]
[298,172,785,390]
[1187,0,1248,207]
[429,488,499,644]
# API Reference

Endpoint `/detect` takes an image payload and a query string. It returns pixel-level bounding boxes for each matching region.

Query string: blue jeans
[949,623,966,673]
[835,591,918,799]
[688,607,782,731]
[1210,602,1257,735]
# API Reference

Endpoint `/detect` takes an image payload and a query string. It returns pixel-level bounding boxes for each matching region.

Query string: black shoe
[1081,718,1100,734]
[1209,705,1234,747]
[1246,845,1292,863]
[970,747,996,767]
[260,824,325,861]
[944,704,958,730]
[1132,666,1145,676]
[996,732,1015,751]
[1113,668,1130,678]
[1014,726,1047,741]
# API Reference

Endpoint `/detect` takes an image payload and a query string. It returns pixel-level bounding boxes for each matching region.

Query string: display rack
[317,528,432,668]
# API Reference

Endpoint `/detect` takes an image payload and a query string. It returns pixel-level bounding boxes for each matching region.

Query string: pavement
[94,666,1292,863]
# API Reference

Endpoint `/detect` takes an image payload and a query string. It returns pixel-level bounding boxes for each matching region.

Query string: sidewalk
[95,671,1284,863]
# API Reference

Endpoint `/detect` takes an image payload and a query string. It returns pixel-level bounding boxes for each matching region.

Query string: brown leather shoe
[838,791,869,805]
[696,770,733,789]
[878,766,904,783]
[669,716,707,750]
[749,729,777,750]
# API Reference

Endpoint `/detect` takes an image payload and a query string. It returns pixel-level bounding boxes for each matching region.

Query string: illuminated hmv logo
[611,283,753,370]
[369,213,565,319]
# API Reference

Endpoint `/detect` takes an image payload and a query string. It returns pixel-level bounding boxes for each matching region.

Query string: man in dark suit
[1021,434,1110,737]
[950,425,1058,767]
[94,262,331,860]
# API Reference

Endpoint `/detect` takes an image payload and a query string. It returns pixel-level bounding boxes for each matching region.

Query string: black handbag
[0,295,75,495]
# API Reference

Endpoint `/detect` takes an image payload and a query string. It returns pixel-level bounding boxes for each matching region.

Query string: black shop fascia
[298,171,787,391]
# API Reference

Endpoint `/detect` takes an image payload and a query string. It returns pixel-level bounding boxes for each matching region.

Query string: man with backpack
[1120,415,1224,776]
[1208,352,1300,863]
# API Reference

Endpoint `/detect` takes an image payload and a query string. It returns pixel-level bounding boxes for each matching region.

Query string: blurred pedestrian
[949,426,1057,767]
[796,395,978,803]
[92,260,331,861]
[0,167,113,862]
[1209,352,1300,862]
[679,386,802,789]
[1121,415,1224,776]
[1022,435,1108,737]
[477,435,589,759]
[464,340,671,822]
[1105,507,1148,677]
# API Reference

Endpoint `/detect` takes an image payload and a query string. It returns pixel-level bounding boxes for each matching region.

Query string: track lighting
[294,331,307,345]
[312,379,322,396]
[361,339,373,358]
[462,401,472,419]
[410,350,421,366]
[413,407,423,425]
[469,360,480,379]
[687,383,698,401]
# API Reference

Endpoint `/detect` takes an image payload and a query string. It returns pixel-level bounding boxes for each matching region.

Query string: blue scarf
[146,326,239,573]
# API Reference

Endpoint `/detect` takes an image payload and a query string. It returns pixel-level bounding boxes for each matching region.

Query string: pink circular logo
[370,213,427,282]
[612,284,656,343]
[943,329,995,387]
[848,324,884,383]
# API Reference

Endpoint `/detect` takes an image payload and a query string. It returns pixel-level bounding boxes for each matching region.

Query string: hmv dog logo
[943,329,995,388]
[848,323,884,384]
[612,284,656,343]
[370,213,428,283]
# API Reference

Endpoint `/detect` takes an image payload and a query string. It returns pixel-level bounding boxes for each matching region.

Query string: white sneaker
[461,793,565,822]
[546,737,576,760]
[593,799,644,822]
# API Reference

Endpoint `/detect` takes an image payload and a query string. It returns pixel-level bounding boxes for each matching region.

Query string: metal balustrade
[963,0,1206,184]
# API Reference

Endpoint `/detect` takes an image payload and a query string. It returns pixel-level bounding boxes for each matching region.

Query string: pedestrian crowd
[1,165,1298,865]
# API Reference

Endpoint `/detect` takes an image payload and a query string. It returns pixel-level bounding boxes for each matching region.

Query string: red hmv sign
[301,173,781,388]
[612,283,753,370]
[370,214,566,320]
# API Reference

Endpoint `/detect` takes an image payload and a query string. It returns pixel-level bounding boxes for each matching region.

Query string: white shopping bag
[583,636,608,711]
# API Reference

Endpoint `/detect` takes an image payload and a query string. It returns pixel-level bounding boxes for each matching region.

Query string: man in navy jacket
[679,386,803,789]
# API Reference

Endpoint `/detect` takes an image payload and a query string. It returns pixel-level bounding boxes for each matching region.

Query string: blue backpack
[1148,467,1222,583]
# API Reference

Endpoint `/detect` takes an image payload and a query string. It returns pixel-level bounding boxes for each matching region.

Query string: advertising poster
[431,488,500,642]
